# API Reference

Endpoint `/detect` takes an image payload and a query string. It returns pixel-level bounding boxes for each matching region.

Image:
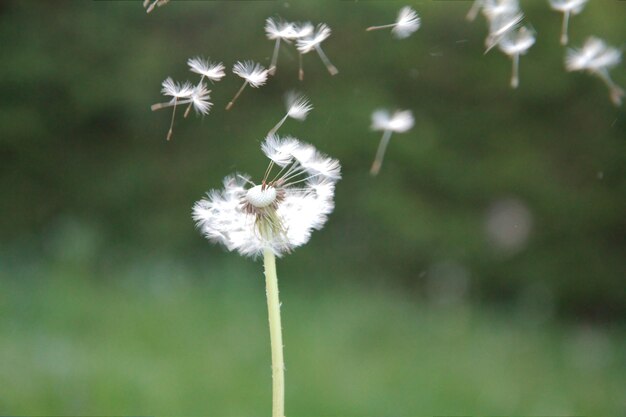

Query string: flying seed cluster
[466,0,622,102]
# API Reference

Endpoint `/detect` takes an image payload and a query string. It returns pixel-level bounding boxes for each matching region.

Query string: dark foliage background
[2,0,624,316]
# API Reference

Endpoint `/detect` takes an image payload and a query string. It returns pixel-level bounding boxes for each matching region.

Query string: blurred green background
[1,0,625,415]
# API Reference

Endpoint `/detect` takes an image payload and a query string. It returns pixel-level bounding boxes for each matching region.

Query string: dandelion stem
[298,53,304,81]
[560,11,570,45]
[366,24,397,31]
[268,114,289,136]
[370,129,393,176]
[226,81,248,110]
[269,39,281,75]
[166,98,178,141]
[315,45,338,76]
[511,54,520,89]
[263,248,285,417]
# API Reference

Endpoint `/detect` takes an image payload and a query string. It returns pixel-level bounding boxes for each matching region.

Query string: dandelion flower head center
[246,184,277,208]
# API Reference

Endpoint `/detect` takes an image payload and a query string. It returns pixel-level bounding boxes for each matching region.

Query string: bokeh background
[1,0,625,415]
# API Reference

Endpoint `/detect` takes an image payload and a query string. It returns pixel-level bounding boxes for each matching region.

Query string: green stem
[263,248,285,417]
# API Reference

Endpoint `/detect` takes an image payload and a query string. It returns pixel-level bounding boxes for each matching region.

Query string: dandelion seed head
[188,57,226,82]
[246,185,278,208]
[392,6,421,39]
[193,136,341,257]
[232,60,269,87]
[371,109,415,133]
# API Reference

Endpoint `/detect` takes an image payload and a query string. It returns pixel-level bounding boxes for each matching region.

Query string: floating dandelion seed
[184,57,224,117]
[549,0,589,45]
[265,17,295,75]
[290,22,315,81]
[151,78,212,141]
[369,109,414,176]
[143,0,169,13]
[566,37,624,106]
[366,6,421,39]
[193,135,341,417]
[297,23,339,76]
[226,61,269,110]
[188,57,226,83]
[484,11,524,53]
[268,91,313,136]
[482,0,523,53]
[498,26,536,88]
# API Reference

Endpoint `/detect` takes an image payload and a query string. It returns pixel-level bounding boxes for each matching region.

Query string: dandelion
[366,6,421,39]
[184,57,224,117]
[143,0,169,13]
[566,37,624,106]
[226,61,269,110]
[498,26,536,88]
[193,135,340,417]
[549,0,589,45]
[369,109,414,176]
[290,22,315,81]
[297,23,339,76]
[268,91,313,135]
[151,78,212,141]
[265,17,295,75]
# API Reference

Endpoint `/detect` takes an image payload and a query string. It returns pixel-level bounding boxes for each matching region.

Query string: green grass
[1,260,624,416]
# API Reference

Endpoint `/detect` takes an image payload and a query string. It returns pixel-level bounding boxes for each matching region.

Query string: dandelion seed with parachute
[290,22,315,81]
[549,0,588,45]
[265,18,295,75]
[369,109,414,176]
[498,26,536,88]
[484,10,524,53]
[226,61,269,110]
[366,6,421,39]
[151,77,212,141]
[184,57,224,117]
[297,23,339,76]
[566,37,624,106]
[193,135,341,417]
[268,91,313,136]
[188,57,226,83]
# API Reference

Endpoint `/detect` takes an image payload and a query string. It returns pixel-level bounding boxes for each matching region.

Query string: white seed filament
[246,185,277,208]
